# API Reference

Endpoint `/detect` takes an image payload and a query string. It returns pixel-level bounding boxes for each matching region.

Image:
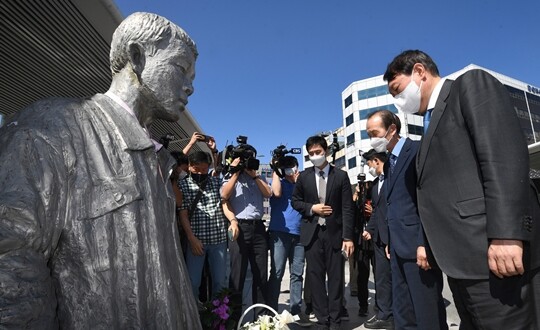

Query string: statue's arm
[0,127,67,328]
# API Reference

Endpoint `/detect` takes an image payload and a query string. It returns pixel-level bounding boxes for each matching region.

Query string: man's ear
[128,42,145,78]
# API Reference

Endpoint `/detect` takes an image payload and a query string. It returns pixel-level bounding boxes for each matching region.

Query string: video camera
[221,135,260,174]
[271,145,302,178]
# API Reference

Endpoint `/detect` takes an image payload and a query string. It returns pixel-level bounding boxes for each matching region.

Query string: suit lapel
[417,80,453,182]
[385,138,413,198]
[325,165,336,202]
[372,177,383,207]
[306,167,319,203]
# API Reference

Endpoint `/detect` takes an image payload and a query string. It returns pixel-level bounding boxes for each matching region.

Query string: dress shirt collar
[427,78,446,110]
[391,136,406,159]
[315,162,330,178]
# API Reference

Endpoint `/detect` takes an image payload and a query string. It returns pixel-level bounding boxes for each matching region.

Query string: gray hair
[110,12,198,75]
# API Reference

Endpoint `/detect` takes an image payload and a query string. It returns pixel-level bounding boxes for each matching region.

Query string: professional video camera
[220,135,260,175]
[270,145,302,178]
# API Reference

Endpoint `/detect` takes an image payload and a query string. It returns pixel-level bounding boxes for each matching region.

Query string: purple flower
[212,299,220,307]
[213,304,230,320]
[219,324,226,330]
[223,296,229,304]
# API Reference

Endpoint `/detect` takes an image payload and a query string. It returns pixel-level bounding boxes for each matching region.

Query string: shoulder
[407,138,420,150]
[4,97,83,130]
[454,69,501,89]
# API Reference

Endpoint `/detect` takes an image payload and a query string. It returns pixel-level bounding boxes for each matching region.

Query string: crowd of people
[173,50,540,330]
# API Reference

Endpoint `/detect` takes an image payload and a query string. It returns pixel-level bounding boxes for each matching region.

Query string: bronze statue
[0,12,202,329]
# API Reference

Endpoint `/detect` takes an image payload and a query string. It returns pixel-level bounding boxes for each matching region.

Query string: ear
[128,42,145,77]
[413,63,427,80]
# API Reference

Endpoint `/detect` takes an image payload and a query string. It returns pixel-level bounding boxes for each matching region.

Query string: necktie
[389,154,397,176]
[423,109,433,134]
[318,170,326,226]
[378,174,384,194]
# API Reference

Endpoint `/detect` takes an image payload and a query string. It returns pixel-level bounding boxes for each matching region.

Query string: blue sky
[115,0,540,165]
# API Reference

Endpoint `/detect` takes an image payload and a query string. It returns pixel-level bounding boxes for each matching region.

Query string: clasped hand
[313,203,332,217]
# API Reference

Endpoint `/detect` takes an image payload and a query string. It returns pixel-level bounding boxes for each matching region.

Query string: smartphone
[202,134,213,142]
[341,249,349,260]
[228,229,234,241]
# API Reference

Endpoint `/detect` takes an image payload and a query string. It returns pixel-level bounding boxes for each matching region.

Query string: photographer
[267,156,310,326]
[178,151,228,304]
[220,143,272,323]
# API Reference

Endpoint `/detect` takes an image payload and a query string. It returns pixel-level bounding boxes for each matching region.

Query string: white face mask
[309,154,326,167]
[370,129,390,153]
[284,166,297,176]
[368,166,378,177]
[394,73,423,114]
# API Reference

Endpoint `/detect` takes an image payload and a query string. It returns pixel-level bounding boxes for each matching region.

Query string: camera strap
[189,178,208,219]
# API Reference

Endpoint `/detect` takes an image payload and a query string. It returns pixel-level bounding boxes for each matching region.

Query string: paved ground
[240,258,461,329]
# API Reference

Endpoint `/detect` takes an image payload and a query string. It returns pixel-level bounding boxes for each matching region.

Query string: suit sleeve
[291,171,313,218]
[340,172,355,240]
[459,70,529,240]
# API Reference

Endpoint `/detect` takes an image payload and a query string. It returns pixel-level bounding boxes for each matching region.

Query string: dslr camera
[221,135,260,174]
[271,145,302,178]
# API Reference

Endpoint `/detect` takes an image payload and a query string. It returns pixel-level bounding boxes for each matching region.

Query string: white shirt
[427,78,447,110]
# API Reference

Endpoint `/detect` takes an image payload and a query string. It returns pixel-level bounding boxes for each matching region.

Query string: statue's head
[110,12,198,122]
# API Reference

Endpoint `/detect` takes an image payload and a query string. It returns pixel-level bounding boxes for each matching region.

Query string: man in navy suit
[384,49,538,329]
[292,135,355,330]
[366,110,447,330]
[361,149,393,329]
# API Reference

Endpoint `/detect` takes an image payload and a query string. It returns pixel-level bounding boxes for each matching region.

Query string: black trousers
[448,269,536,330]
[229,220,268,322]
[373,238,392,320]
[305,225,344,326]
[356,245,374,309]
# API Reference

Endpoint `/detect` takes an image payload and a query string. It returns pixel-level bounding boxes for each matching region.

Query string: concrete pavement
[274,261,461,329]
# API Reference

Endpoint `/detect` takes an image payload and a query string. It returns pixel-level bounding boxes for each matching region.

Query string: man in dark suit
[366,110,447,330]
[361,149,394,329]
[292,135,355,330]
[383,49,538,329]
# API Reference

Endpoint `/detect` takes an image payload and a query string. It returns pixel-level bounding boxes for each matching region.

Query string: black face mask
[191,173,208,183]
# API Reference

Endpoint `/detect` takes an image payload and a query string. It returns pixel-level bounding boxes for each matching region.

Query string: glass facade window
[358,85,389,100]
[407,124,424,136]
[360,130,370,140]
[346,133,355,146]
[360,104,398,120]
[526,92,540,144]
[348,157,357,169]
[334,156,345,169]
[506,85,535,144]
[345,113,354,126]
[344,94,353,108]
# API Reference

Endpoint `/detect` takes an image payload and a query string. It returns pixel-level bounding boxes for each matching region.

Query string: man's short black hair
[279,155,299,168]
[366,110,401,135]
[306,135,328,151]
[188,151,212,165]
[171,151,189,166]
[362,149,388,163]
[383,49,440,82]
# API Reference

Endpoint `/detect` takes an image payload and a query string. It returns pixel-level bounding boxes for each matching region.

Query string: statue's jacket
[0,94,201,329]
